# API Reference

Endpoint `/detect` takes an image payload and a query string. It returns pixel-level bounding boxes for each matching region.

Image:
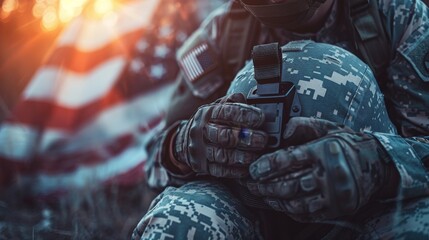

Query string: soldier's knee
[132,181,259,240]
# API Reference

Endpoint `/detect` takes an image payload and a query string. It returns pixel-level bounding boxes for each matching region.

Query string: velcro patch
[400,32,429,82]
[178,42,217,83]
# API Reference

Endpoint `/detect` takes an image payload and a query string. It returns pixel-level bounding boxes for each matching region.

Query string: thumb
[217,93,247,104]
[283,117,349,146]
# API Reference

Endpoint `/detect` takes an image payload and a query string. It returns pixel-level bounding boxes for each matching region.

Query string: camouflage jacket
[145,0,429,200]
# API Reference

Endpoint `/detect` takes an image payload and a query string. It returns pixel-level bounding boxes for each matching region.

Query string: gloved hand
[247,117,394,222]
[173,93,268,178]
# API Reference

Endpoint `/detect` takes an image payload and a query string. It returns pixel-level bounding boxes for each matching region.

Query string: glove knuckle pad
[212,103,263,126]
[210,147,228,164]
[208,164,222,177]
[241,130,268,149]
[205,124,238,147]
[232,151,254,165]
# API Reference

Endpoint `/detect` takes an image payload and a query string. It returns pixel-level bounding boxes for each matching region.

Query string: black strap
[240,1,310,18]
[348,0,390,80]
[220,1,260,81]
[252,42,282,84]
[252,42,282,95]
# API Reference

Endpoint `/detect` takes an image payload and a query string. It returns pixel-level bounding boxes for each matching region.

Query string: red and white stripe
[0,0,173,196]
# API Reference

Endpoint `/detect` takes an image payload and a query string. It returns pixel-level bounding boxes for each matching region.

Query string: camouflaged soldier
[133,0,429,239]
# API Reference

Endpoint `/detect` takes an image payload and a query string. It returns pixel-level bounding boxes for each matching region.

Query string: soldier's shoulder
[376,0,420,11]
[198,2,232,29]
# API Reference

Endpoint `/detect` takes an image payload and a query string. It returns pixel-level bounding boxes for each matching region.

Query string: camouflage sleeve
[145,121,195,190]
[371,0,429,199]
[145,4,231,189]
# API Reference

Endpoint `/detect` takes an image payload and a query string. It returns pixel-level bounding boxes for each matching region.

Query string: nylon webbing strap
[252,42,282,83]
[349,0,390,79]
[221,1,260,80]
[252,42,282,95]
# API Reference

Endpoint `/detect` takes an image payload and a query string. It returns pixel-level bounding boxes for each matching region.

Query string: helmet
[228,40,397,136]
[228,40,397,209]
[238,0,327,30]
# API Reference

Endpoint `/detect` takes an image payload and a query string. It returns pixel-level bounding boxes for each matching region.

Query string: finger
[284,194,326,215]
[208,164,248,178]
[249,173,318,199]
[205,123,267,150]
[283,198,306,215]
[206,146,259,165]
[249,179,300,199]
[262,198,285,212]
[249,147,313,181]
[217,93,247,104]
[265,194,325,217]
[246,181,262,196]
[211,102,265,128]
[283,117,349,145]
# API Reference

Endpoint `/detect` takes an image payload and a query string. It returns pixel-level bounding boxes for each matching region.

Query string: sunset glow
[1,0,118,31]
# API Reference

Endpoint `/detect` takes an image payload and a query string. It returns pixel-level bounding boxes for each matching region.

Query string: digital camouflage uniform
[133,0,429,239]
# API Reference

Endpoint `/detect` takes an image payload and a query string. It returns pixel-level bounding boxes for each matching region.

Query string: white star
[136,39,149,52]
[150,64,166,79]
[176,31,188,42]
[155,44,170,58]
[130,59,144,73]
[159,25,173,38]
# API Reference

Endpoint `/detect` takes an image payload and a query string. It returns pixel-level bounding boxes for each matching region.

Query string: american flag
[0,0,224,197]
[180,42,217,82]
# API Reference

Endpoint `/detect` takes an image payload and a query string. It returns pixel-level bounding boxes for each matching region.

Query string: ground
[0,182,158,239]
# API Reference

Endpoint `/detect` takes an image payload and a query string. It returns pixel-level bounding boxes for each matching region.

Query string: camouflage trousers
[132,180,429,240]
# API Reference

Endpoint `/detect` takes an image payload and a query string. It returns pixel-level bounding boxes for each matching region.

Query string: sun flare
[1,0,118,31]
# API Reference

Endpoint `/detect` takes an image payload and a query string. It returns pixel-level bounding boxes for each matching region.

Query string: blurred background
[0,0,225,239]
[0,2,148,239]
[0,0,122,121]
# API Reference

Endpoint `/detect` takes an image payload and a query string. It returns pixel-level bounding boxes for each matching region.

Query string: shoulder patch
[179,42,218,83]
[399,31,429,82]
[176,30,223,99]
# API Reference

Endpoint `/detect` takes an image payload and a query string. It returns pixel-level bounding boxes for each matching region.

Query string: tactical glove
[172,93,268,178]
[247,117,394,222]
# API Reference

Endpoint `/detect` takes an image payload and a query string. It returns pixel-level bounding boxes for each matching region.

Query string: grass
[0,182,158,240]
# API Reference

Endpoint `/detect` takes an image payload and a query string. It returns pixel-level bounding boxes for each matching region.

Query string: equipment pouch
[247,42,301,149]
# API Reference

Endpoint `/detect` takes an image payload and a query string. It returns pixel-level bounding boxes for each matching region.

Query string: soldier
[133,0,429,239]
